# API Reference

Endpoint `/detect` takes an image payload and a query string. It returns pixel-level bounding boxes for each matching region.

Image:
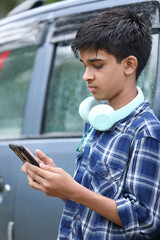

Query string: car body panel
[0,0,159,239]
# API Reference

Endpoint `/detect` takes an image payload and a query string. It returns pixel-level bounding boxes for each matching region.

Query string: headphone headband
[110,87,144,123]
[79,87,144,131]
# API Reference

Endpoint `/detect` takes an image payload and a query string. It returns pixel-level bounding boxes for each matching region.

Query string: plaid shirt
[58,100,160,240]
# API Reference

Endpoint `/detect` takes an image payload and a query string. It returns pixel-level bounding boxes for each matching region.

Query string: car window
[0,46,37,137]
[43,41,89,134]
[43,33,159,134]
[138,34,159,107]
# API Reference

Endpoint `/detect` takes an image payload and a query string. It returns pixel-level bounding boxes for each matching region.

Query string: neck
[109,85,138,110]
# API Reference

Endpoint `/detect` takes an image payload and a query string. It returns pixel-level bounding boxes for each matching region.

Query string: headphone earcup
[88,104,115,131]
[79,87,144,131]
[79,96,100,122]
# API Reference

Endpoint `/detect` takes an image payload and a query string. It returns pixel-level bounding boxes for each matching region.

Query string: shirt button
[87,158,90,162]
[73,215,77,220]
[105,171,109,177]
[97,131,102,134]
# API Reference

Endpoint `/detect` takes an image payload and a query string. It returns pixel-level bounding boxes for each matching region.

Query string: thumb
[39,162,56,172]
[35,149,56,167]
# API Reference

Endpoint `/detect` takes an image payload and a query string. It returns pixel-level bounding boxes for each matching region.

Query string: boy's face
[80,49,131,109]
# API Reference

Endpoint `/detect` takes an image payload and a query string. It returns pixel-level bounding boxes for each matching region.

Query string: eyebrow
[80,58,105,63]
[88,58,104,62]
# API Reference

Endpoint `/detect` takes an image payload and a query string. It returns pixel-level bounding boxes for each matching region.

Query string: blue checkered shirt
[58,100,160,240]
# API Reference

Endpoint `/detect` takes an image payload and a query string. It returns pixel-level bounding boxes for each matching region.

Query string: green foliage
[0,0,24,18]
[0,0,61,19]
[44,0,61,4]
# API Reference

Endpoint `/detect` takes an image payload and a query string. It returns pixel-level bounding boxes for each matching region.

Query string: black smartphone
[9,144,39,167]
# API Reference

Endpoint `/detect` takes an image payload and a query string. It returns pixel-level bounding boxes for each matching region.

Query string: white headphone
[79,87,144,131]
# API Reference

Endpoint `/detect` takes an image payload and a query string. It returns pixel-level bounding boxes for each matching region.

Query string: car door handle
[4,184,11,194]
[0,176,11,194]
[8,221,14,240]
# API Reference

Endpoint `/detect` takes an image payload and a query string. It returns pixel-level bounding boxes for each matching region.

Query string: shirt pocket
[89,160,125,198]
[73,150,86,183]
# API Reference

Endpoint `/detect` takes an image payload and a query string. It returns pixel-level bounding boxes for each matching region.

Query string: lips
[87,84,97,92]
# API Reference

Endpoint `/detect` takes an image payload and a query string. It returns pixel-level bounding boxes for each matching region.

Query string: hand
[35,149,56,168]
[25,162,78,201]
[21,149,56,174]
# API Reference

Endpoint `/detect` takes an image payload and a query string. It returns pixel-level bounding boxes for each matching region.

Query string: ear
[124,56,138,76]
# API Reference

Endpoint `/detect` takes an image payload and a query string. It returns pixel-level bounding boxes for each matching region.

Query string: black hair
[71,9,152,80]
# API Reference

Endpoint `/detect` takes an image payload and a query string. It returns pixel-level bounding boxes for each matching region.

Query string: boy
[22,9,160,239]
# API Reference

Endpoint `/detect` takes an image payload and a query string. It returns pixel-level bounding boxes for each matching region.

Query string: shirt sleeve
[116,137,160,239]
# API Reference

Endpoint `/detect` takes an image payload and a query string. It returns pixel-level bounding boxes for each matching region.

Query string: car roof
[0,0,159,53]
[0,0,159,27]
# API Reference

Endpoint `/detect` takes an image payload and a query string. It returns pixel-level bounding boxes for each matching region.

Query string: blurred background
[0,0,61,19]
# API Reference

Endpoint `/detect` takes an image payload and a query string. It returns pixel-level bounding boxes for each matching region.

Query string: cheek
[112,66,125,83]
[103,65,117,78]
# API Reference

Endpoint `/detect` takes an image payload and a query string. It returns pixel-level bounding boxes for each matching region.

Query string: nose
[83,67,94,82]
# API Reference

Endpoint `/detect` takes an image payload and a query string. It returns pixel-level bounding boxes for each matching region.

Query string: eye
[81,62,86,69]
[93,64,103,69]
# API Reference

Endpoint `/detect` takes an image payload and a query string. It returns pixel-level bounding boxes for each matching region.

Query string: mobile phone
[9,144,39,167]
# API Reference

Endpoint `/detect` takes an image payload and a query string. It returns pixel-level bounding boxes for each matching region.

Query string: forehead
[80,49,115,62]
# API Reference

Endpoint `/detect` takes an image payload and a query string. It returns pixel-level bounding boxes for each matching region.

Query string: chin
[93,95,108,101]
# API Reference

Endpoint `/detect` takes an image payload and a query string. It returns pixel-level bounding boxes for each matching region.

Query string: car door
[0,19,48,240]
[0,1,159,240]
[0,46,38,240]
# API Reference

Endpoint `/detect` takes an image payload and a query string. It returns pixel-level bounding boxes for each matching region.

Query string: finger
[27,175,39,184]
[35,149,56,167]
[21,165,28,174]
[24,147,41,164]
[27,167,45,184]
[27,175,43,191]
[27,175,34,183]
[25,162,53,183]
[39,162,56,172]
[39,163,62,175]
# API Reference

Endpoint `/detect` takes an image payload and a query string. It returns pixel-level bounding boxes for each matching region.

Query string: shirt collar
[110,99,150,132]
